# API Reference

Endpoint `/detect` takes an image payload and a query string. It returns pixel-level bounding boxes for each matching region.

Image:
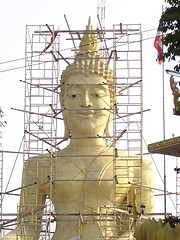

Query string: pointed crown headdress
[61,17,114,83]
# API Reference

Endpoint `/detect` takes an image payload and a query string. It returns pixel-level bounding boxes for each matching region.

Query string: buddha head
[60,18,115,142]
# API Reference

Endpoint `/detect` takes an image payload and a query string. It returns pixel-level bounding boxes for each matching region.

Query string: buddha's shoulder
[24,153,51,168]
[24,149,70,165]
[55,147,128,159]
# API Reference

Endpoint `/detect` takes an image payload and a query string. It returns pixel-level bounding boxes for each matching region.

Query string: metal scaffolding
[0,108,7,236]
[98,23,143,239]
[113,23,143,208]
[24,24,59,158]
[0,108,4,236]
[0,149,2,236]
[16,21,143,240]
[175,157,180,217]
[97,0,106,30]
[18,25,60,239]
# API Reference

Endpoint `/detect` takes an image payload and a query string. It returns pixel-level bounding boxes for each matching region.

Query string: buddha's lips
[77,110,95,116]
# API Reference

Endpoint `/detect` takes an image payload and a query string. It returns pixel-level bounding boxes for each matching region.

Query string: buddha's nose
[81,92,93,107]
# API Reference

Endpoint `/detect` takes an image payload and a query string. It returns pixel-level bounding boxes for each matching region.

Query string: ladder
[113,23,143,239]
[0,142,3,236]
[24,24,59,158]
[175,157,180,217]
[0,108,5,236]
[17,25,60,239]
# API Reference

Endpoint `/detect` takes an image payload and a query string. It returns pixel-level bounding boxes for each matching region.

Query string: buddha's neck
[68,135,107,149]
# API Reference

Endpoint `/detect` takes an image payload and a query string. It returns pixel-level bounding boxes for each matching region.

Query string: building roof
[148,136,180,157]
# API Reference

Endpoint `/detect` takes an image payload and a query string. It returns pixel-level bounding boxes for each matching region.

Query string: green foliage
[161,0,180,70]
[164,215,180,228]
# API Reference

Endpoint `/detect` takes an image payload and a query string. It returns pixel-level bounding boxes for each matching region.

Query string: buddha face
[61,74,111,137]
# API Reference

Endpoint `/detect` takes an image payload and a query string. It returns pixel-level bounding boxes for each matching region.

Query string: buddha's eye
[66,93,79,98]
[92,93,100,98]
[91,92,107,98]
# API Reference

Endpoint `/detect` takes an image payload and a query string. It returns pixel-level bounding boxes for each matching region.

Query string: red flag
[40,31,58,55]
[154,20,164,64]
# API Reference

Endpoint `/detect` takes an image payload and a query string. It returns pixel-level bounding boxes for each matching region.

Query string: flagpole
[154,6,166,218]
[162,53,166,218]
[161,4,166,218]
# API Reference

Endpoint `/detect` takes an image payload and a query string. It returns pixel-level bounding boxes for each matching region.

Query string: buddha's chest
[51,156,114,208]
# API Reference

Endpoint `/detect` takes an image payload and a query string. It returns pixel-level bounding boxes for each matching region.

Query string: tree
[161,0,180,71]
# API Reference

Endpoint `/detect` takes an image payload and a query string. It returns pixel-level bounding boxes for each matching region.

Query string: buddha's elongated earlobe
[105,113,113,138]
[63,114,71,138]
[60,93,70,138]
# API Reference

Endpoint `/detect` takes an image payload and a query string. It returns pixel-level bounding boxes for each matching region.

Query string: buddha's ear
[105,112,113,138]
[60,92,70,138]
[60,92,65,109]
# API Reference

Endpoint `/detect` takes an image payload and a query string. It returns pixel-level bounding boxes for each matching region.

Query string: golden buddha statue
[1,18,154,240]
[134,218,180,240]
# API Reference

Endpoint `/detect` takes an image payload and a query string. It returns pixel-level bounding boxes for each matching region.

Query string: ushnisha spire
[78,16,100,54]
[61,17,113,83]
